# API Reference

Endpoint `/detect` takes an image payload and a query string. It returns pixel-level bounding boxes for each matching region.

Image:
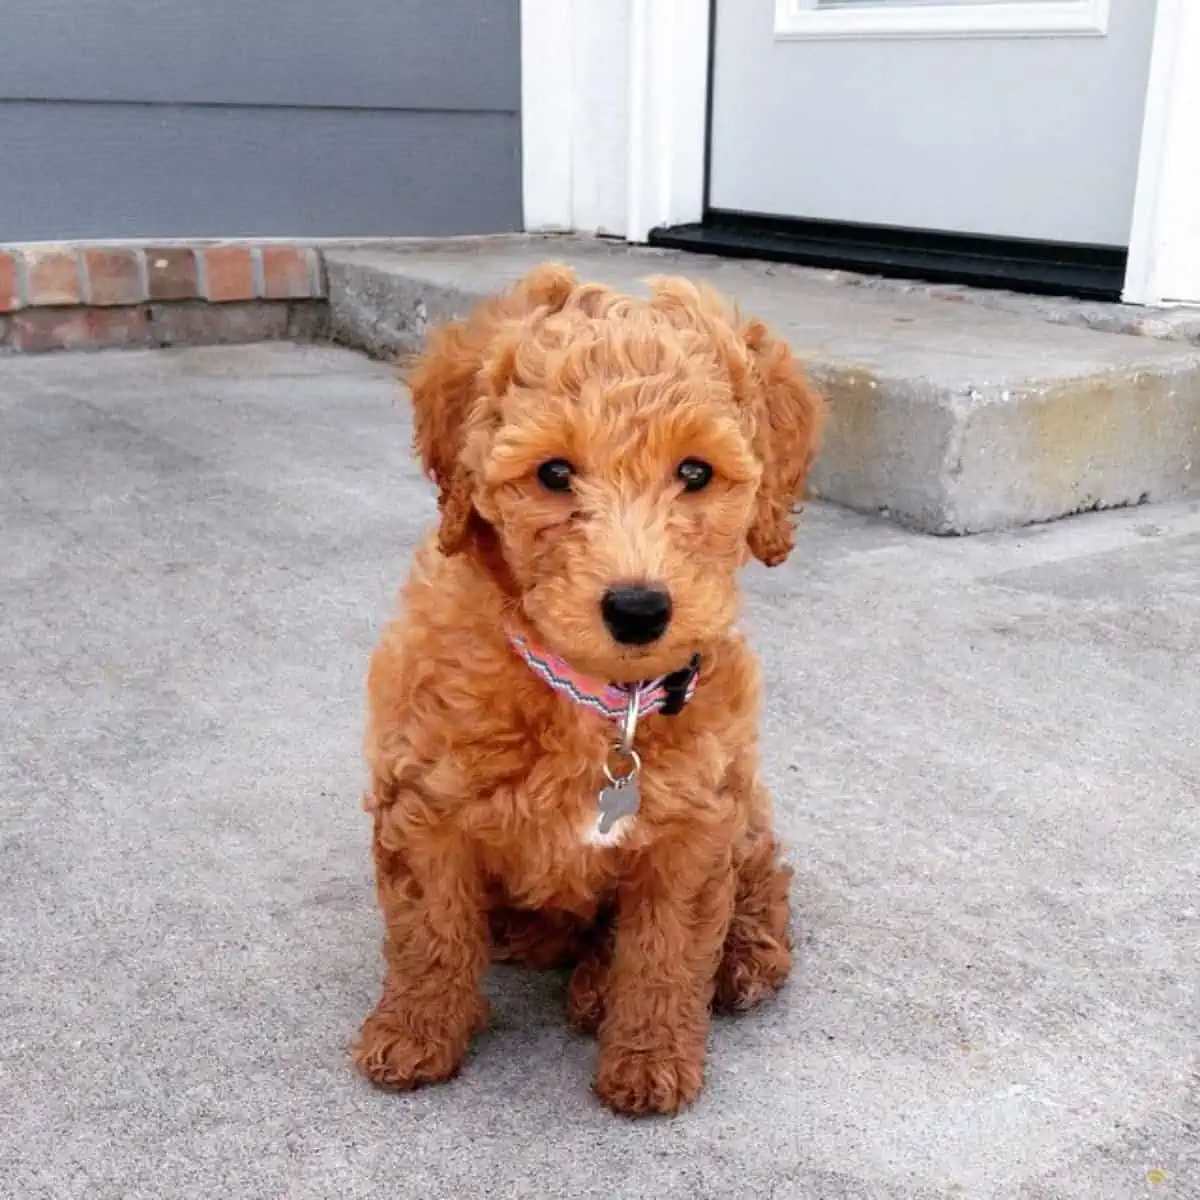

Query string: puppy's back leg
[715,815,793,1013]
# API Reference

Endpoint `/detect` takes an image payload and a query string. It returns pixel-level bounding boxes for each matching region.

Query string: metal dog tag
[597,775,640,834]
[596,691,643,835]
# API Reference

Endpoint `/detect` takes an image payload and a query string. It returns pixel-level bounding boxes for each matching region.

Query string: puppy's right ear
[406,262,577,556]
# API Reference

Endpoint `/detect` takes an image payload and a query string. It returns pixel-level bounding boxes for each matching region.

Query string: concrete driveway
[2,344,1196,1199]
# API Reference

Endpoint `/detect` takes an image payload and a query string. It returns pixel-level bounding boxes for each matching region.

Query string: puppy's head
[407,263,824,681]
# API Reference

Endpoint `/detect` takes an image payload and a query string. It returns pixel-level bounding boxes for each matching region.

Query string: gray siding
[0,1,521,242]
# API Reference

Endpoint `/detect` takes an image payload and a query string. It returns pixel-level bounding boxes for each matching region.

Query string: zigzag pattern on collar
[509,632,698,723]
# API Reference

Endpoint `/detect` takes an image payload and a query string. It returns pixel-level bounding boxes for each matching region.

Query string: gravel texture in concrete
[325,237,1200,536]
[2,344,1197,1199]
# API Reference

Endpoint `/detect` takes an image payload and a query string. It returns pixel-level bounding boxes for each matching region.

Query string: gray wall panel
[0,0,519,112]
[0,103,522,242]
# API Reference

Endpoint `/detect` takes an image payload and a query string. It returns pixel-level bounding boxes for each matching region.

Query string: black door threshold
[648,213,1126,301]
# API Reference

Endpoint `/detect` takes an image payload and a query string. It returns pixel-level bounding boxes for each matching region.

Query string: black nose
[601,585,672,646]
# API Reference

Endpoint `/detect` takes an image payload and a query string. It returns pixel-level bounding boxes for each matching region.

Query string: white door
[709,0,1158,246]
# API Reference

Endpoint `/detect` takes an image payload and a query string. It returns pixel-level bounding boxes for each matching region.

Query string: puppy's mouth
[600,639,699,685]
[534,626,689,686]
[606,646,661,681]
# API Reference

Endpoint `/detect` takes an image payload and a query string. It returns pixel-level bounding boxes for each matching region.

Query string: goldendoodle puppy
[355,263,824,1115]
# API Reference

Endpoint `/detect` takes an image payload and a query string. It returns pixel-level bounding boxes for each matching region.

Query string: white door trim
[1124,0,1200,306]
[625,0,711,242]
[774,0,1111,41]
[521,0,709,241]
[522,0,1200,305]
[520,0,575,233]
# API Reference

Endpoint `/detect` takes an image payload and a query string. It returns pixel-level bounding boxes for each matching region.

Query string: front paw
[594,1035,706,1115]
[354,996,488,1091]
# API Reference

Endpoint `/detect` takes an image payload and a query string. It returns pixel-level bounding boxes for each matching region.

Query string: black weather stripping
[648,211,1127,300]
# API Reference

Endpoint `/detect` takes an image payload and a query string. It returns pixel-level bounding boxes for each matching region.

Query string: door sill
[647,212,1127,300]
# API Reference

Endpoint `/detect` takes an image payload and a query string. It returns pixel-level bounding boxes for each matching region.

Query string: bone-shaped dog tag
[597,777,640,835]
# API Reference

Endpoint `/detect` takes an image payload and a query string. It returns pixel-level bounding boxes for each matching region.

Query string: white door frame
[1123,0,1200,306]
[521,0,1200,307]
[520,0,711,240]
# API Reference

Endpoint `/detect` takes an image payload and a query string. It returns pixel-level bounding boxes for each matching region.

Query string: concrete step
[323,236,1200,535]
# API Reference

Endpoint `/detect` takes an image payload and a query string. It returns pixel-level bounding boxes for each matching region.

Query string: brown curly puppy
[354,263,824,1116]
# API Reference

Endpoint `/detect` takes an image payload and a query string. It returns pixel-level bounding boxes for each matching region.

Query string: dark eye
[537,458,575,493]
[677,459,713,492]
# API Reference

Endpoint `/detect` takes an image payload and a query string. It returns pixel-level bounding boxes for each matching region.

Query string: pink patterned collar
[508,631,700,723]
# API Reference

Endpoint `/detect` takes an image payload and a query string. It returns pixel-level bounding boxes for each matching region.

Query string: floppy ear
[405,262,577,556]
[741,319,826,567]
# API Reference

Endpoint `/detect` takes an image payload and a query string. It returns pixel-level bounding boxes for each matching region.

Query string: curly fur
[354,263,825,1115]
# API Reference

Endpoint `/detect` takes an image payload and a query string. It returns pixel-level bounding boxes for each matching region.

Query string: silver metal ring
[619,688,640,753]
[602,745,641,786]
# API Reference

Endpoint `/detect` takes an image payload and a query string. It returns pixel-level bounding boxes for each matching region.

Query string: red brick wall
[0,242,326,353]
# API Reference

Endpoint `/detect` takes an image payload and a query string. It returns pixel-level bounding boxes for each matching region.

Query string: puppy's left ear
[742,320,826,566]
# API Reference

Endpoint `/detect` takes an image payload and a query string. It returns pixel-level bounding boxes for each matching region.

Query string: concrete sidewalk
[1,344,1196,1199]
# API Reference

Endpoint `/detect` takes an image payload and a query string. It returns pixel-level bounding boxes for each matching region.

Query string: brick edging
[0,241,327,354]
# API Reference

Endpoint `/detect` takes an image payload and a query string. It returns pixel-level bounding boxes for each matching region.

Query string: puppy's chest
[490,751,647,851]
[451,680,734,906]
[470,741,664,909]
